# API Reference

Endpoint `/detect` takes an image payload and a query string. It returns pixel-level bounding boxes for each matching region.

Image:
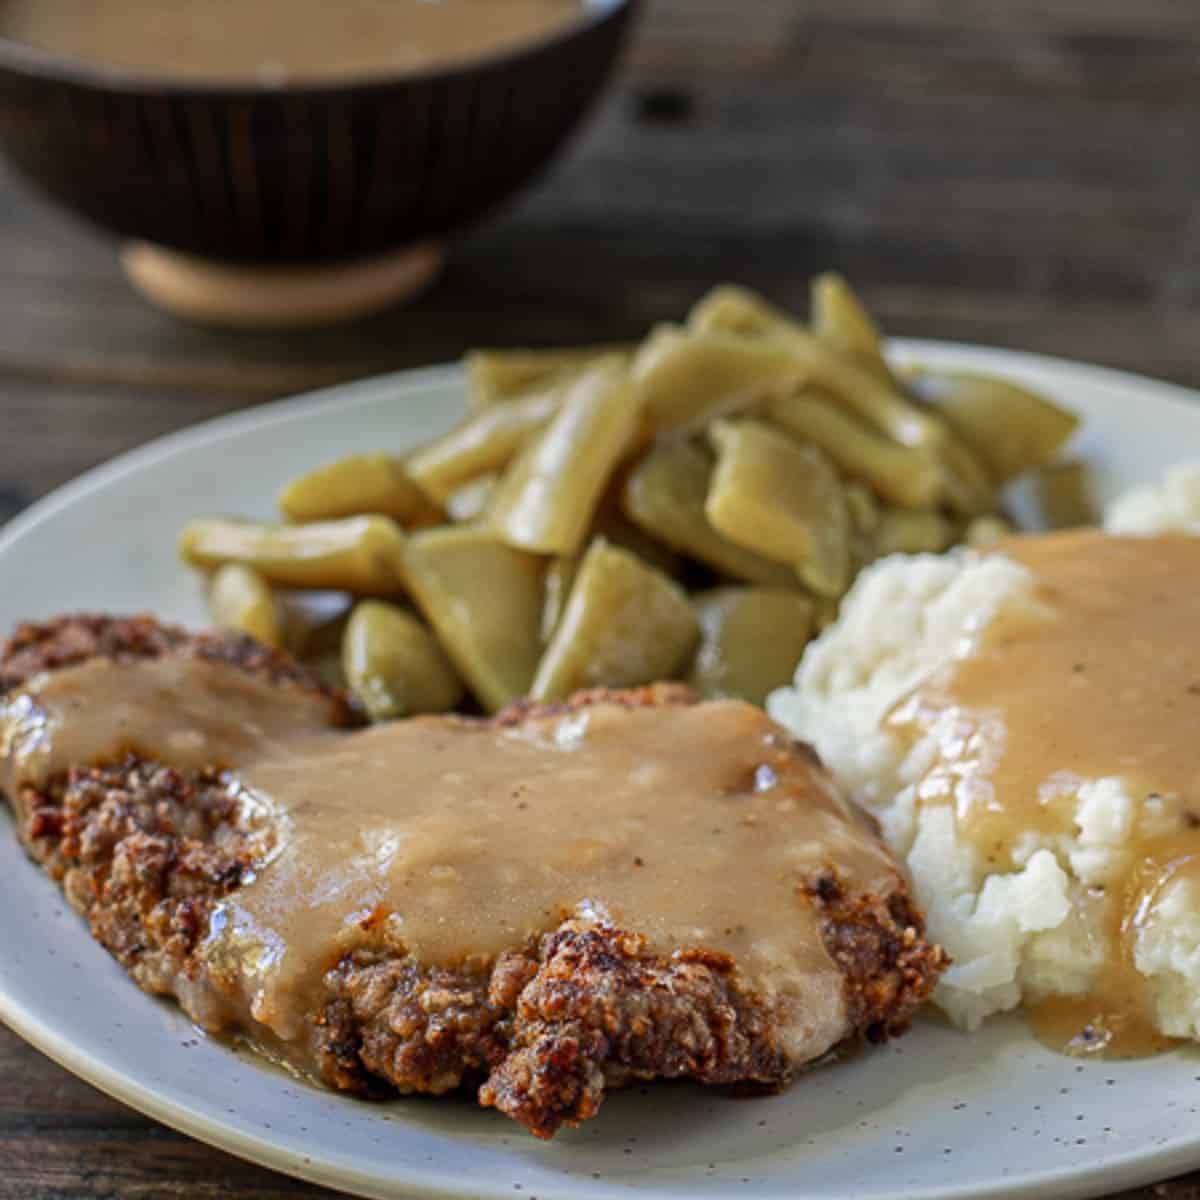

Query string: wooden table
[3,1,1200,1195]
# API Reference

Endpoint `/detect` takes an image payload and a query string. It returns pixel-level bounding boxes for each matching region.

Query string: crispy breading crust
[805,874,947,1043]
[1,615,946,1138]
[476,926,792,1136]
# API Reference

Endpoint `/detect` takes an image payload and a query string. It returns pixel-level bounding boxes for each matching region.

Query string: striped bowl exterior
[0,2,636,264]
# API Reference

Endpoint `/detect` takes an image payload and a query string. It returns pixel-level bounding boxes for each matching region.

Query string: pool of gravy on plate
[0,0,582,81]
[887,530,1200,1058]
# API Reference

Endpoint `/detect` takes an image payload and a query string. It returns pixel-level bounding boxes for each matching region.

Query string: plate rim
[4,340,1200,1200]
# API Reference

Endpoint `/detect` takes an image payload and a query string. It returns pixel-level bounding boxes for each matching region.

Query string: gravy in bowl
[0,0,584,82]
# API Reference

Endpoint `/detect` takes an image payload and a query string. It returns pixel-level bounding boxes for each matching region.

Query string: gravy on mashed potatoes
[772,528,1200,1058]
[0,0,582,82]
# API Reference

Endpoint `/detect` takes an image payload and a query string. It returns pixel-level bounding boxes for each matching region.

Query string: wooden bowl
[0,0,637,324]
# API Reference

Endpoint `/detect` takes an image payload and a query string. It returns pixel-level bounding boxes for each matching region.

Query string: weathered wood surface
[3,1,1200,1195]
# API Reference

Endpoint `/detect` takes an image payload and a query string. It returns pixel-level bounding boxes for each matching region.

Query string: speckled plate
[3,344,1200,1200]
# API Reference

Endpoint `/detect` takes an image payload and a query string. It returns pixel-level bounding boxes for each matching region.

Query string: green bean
[279,591,352,658]
[873,509,955,557]
[706,420,851,597]
[813,595,841,631]
[777,330,946,450]
[465,345,632,410]
[401,526,545,713]
[906,368,1079,483]
[844,481,880,537]
[540,556,580,644]
[764,389,942,508]
[444,474,497,523]
[208,563,280,647]
[937,431,997,517]
[307,650,348,692]
[489,359,642,556]
[844,481,881,572]
[686,284,799,338]
[342,600,463,721]
[590,502,682,578]
[694,288,944,449]
[1033,460,1096,529]
[530,539,699,702]
[688,588,815,704]
[405,387,562,502]
[179,516,406,594]
[621,439,796,586]
[278,453,444,527]
[811,272,887,372]
[632,326,802,435]
[964,514,1015,548]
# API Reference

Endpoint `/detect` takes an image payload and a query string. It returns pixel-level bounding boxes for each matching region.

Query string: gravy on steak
[1,659,901,1064]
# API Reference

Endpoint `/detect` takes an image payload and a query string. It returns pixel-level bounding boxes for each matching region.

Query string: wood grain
[0,1030,332,1199]
[3,0,1200,1195]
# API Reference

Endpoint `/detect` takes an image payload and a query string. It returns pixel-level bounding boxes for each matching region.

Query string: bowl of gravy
[0,0,636,325]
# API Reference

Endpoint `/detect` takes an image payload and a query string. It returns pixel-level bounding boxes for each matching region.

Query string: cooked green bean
[686,284,799,338]
[873,509,955,557]
[621,439,796,586]
[632,326,802,435]
[688,588,815,704]
[778,330,946,450]
[694,286,941,447]
[706,419,851,597]
[490,359,642,556]
[591,503,682,577]
[764,389,942,508]
[937,432,996,518]
[531,539,699,702]
[444,475,497,523]
[279,591,352,658]
[342,600,463,721]
[179,516,406,594]
[465,345,632,410]
[813,595,841,631]
[964,514,1014,548]
[844,481,880,537]
[278,453,444,526]
[906,368,1079,483]
[405,386,561,502]
[208,563,280,647]
[179,271,1083,718]
[307,650,348,692]
[844,481,881,572]
[811,272,887,374]
[692,286,1025,488]
[1033,460,1095,529]
[401,526,545,713]
[540,556,580,644]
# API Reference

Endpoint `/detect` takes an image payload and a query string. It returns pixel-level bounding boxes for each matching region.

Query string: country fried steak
[0,615,946,1138]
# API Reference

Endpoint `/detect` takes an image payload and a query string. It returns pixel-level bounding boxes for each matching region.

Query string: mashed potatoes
[1104,462,1200,534]
[769,469,1200,1041]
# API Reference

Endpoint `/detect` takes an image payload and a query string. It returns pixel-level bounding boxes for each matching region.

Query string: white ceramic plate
[3,342,1200,1200]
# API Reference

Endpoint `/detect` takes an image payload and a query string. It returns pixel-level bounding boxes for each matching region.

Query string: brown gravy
[888,531,1200,1057]
[0,0,583,82]
[0,655,340,793]
[1,660,900,1063]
